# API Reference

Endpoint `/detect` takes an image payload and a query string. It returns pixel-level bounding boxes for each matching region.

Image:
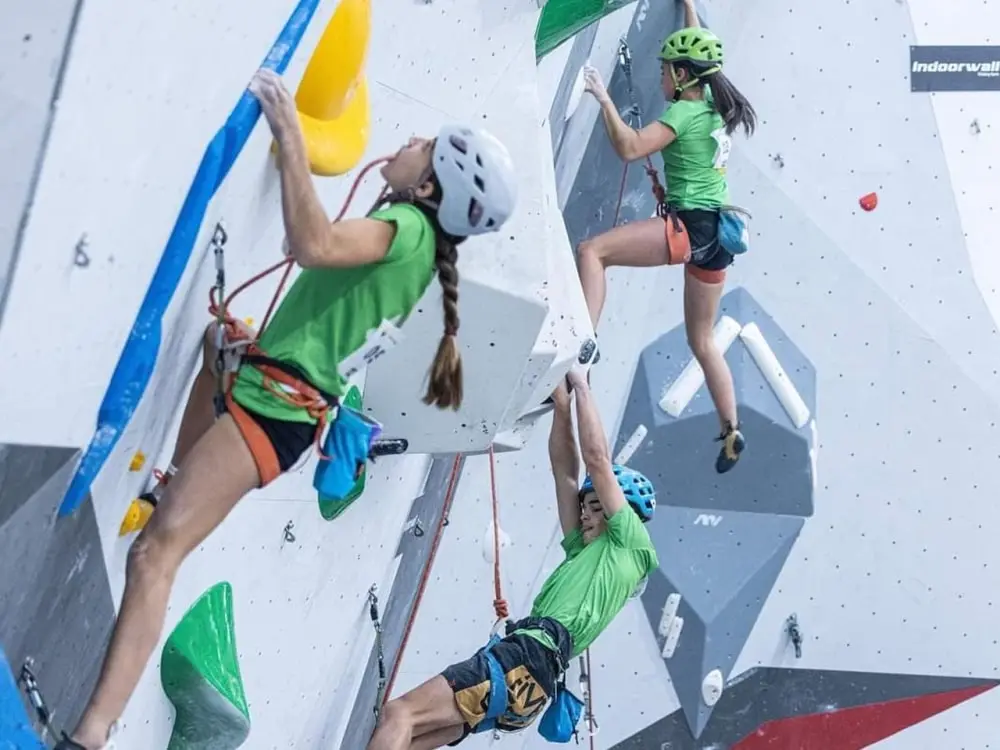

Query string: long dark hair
[371,178,466,411]
[676,61,758,137]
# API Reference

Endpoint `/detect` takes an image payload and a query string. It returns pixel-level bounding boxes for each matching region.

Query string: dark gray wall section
[611,667,999,748]
[0,0,85,326]
[641,508,803,738]
[338,455,465,749]
[560,0,681,248]
[0,451,114,736]
[612,287,816,516]
[0,445,79,528]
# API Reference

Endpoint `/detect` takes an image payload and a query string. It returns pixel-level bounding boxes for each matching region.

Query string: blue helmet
[579,464,656,523]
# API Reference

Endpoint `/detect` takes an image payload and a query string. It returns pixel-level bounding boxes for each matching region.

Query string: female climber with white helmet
[57,68,518,750]
[577,0,757,474]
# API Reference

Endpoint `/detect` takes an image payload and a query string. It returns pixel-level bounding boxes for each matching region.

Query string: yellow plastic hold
[119,498,155,536]
[293,0,372,176]
[130,451,146,472]
[244,317,254,328]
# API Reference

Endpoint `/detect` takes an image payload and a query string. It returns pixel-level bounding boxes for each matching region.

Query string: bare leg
[70,415,261,748]
[576,217,670,328]
[683,270,737,429]
[368,676,466,750]
[172,321,255,467]
[409,726,465,750]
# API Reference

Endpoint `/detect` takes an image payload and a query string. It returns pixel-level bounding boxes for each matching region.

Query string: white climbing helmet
[431,124,517,237]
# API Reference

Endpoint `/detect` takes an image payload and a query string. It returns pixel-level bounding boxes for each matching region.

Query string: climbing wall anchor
[786,613,803,658]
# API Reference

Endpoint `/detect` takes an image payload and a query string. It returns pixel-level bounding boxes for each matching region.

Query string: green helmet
[658,27,724,69]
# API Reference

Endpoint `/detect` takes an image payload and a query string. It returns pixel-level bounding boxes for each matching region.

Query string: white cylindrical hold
[482,520,511,564]
[659,316,742,417]
[702,669,724,706]
[614,424,647,466]
[565,65,587,120]
[739,322,810,429]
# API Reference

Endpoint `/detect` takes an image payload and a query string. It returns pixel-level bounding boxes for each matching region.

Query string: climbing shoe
[54,732,117,750]
[714,423,745,474]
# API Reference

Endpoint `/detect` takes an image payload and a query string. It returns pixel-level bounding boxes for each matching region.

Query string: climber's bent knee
[223,392,315,487]
[685,263,726,284]
[380,675,464,737]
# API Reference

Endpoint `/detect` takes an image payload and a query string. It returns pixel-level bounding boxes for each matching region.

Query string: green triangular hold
[318,384,368,521]
[161,582,250,750]
[535,0,638,59]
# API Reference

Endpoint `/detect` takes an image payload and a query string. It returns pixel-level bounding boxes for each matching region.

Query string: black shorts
[675,207,734,272]
[223,396,316,477]
[442,617,573,744]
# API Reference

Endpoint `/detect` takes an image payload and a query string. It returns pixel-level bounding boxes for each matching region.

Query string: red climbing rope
[611,156,668,227]
[488,445,509,625]
[382,454,465,704]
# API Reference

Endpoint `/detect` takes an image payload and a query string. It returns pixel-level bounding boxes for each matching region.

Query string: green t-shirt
[527,507,659,658]
[658,94,731,209]
[230,202,437,422]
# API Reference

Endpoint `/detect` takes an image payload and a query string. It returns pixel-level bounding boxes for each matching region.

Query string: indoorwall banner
[910,45,1000,92]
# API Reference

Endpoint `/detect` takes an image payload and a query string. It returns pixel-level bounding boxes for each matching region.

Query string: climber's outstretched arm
[567,371,626,518]
[549,380,582,536]
[249,68,397,269]
[681,0,701,29]
[583,67,676,162]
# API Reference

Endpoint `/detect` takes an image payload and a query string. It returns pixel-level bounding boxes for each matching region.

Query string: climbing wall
[5,0,1000,747]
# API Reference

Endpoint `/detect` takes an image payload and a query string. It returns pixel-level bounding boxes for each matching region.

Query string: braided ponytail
[422,236,463,409]
[370,180,466,410]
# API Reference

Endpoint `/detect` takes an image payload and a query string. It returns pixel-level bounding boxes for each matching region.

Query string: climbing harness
[368,584,388,720]
[612,39,668,228]
[205,156,408,468]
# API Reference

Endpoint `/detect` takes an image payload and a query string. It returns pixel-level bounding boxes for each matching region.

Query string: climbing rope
[488,445,510,629]
[580,649,600,745]
[612,38,668,228]
[381,455,465,705]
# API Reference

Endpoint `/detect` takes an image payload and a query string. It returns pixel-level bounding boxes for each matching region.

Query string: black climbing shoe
[54,734,87,750]
[715,423,746,474]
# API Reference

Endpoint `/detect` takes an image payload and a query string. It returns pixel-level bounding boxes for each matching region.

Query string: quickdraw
[613,38,668,226]
[369,584,388,721]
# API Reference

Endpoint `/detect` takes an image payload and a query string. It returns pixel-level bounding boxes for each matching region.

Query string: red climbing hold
[859,192,878,212]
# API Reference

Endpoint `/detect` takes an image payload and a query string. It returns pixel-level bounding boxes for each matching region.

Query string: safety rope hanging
[612,38,668,227]
[488,445,510,629]
[368,584,388,721]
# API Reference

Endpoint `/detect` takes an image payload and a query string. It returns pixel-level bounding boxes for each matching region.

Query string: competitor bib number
[338,319,405,380]
[711,127,732,172]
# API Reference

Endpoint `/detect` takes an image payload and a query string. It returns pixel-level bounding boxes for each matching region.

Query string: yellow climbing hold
[293,0,371,176]
[243,317,254,328]
[130,451,146,472]
[119,497,155,536]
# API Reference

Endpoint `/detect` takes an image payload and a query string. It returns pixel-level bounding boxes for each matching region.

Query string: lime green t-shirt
[527,507,659,658]
[658,94,731,209]
[230,202,437,423]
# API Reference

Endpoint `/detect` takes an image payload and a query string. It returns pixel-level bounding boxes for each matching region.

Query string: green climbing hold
[535,0,638,59]
[318,384,368,521]
[161,582,250,750]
